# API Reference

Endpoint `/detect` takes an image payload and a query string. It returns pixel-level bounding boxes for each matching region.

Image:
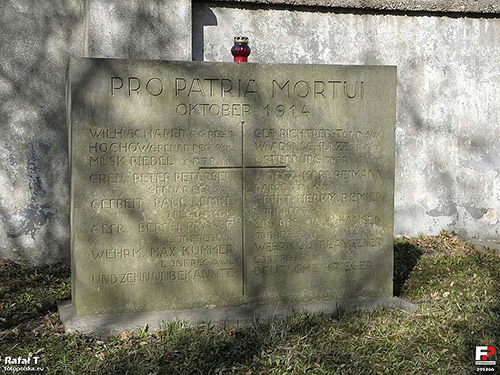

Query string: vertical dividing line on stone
[241,121,245,296]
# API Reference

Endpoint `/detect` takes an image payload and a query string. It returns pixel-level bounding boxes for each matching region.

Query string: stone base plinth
[58,297,416,336]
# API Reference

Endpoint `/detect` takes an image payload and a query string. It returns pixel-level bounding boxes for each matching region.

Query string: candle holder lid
[234,36,249,44]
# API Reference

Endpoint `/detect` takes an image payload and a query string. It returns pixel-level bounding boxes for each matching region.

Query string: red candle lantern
[231,36,251,63]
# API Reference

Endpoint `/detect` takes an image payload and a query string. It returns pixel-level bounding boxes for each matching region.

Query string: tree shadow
[0,2,80,264]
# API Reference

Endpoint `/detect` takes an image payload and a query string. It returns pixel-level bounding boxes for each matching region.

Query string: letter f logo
[476,346,496,360]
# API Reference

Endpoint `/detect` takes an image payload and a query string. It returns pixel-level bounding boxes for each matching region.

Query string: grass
[0,231,499,374]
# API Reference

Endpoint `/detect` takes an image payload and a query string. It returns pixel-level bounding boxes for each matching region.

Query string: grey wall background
[193,2,500,240]
[0,0,498,264]
[0,1,82,264]
[0,0,191,264]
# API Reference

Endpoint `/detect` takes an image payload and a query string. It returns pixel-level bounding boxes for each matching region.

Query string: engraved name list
[68,59,396,315]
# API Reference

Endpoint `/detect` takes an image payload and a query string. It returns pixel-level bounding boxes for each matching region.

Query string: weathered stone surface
[0,0,192,265]
[0,0,83,264]
[84,0,192,60]
[194,2,500,240]
[68,58,396,316]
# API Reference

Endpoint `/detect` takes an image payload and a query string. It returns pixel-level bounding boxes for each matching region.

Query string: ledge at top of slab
[199,0,500,15]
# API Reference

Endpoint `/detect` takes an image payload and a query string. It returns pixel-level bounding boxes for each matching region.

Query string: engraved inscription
[70,59,395,315]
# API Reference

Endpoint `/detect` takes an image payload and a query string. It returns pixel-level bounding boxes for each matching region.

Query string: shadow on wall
[192,1,500,241]
[86,1,177,59]
[0,2,81,264]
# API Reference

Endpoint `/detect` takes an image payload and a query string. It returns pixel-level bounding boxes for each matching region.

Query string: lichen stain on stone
[5,142,53,239]
[27,142,47,197]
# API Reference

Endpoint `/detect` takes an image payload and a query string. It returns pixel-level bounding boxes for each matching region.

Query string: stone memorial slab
[66,58,397,322]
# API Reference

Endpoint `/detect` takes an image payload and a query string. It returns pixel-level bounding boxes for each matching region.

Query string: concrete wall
[193,2,500,239]
[0,0,191,264]
[83,0,191,59]
[0,0,498,264]
[0,0,83,264]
